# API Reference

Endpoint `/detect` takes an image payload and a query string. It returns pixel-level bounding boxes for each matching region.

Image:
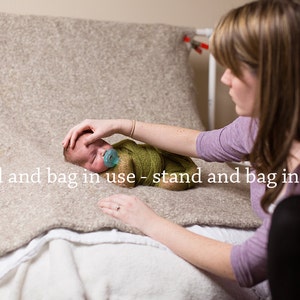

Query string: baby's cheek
[97,159,109,173]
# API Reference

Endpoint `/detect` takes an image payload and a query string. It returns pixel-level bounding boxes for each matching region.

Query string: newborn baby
[63,131,198,190]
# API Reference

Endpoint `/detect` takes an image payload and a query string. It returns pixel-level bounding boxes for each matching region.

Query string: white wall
[0,0,249,27]
[0,0,251,128]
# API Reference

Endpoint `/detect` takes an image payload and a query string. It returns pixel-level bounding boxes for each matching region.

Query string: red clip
[191,40,209,50]
[193,46,202,54]
[199,42,209,50]
[183,35,191,43]
[184,35,209,55]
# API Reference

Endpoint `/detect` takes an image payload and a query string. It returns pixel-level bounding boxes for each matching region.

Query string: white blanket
[0,227,270,299]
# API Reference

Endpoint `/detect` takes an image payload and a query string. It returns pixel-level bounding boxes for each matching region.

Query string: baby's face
[70,134,113,173]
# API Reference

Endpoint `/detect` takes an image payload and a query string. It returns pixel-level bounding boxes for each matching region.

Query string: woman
[63,0,300,295]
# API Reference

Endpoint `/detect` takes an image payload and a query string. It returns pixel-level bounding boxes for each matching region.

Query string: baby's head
[63,131,113,173]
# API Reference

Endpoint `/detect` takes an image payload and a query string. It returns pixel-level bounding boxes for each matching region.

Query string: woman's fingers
[98,194,156,231]
[62,119,96,149]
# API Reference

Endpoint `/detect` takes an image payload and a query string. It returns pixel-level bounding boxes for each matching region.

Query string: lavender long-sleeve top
[196,116,300,287]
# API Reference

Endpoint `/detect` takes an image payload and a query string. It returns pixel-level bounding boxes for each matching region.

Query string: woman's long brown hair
[210,0,300,211]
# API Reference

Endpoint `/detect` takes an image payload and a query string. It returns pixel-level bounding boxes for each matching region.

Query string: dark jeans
[268,195,300,299]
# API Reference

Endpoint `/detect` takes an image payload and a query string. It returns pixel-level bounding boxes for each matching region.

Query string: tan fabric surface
[0,12,261,256]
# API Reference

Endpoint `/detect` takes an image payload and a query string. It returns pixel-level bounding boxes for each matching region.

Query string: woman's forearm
[143,214,236,280]
[63,118,201,156]
[118,119,201,157]
[99,194,235,281]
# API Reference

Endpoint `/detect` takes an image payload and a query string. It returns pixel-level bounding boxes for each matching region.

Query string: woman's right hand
[62,118,199,157]
[62,119,130,149]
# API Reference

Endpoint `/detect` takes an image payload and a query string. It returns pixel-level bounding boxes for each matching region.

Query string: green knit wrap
[100,139,198,190]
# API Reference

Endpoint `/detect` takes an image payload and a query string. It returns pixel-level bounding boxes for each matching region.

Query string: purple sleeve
[232,182,300,287]
[196,117,300,287]
[231,217,270,287]
[196,116,270,286]
[196,117,256,162]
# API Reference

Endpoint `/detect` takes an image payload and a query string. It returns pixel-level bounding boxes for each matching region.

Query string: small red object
[183,35,191,43]
[194,47,202,54]
[200,42,209,49]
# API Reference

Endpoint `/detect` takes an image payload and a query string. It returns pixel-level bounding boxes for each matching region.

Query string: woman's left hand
[98,194,160,233]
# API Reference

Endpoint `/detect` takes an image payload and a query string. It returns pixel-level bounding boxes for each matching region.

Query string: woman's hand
[62,119,131,149]
[99,193,235,280]
[98,194,160,233]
